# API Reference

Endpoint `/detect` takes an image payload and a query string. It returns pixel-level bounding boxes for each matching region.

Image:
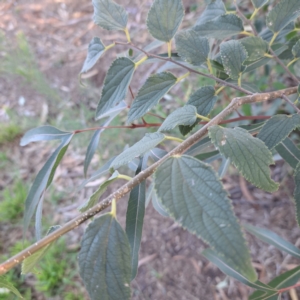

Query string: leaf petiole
[124,27,131,42]
[196,114,211,122]
[176,72,190,83]
[135,56,148,68]
[117,174,133,181]
[111,198,117,218]
[165,136,184,143]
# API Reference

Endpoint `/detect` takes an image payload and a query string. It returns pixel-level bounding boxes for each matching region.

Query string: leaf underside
[127,72,177,123]
[111,132,165,169]
[96,57,135,119]
[194,14,244,40]
[154,155,257,281]
[196,0,226,26]
[81,37,106,74]
[92,0,128,31]
[146,0,184,42]
[158,105,197,132]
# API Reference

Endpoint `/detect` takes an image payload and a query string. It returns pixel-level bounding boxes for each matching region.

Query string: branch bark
[0,86,297,275]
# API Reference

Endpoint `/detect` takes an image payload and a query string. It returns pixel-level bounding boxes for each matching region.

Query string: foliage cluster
[2,0,300,299]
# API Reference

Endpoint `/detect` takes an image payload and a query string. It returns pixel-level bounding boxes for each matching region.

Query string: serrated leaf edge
[153,155,255,280]
[208,127,279,193]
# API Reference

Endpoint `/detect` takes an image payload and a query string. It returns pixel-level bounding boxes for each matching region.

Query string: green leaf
[84,104,125,176]
[154,155,257,281]
[240,37,268,62]
[127,72,177,123]
[92,0,128,31]
[260,22,295,43]
[208,126,278,192]
[152,188,169,217]
[195,150,220,162]
[126,157,146,280]
[184,136,212,156]
[278,37,300,60]
[292,40,300,58]
[251,0,269,9]
[20,125,70,146]
[186,86,217,115]
[202,249,275,293]
[96,57,135,119]
[79,214,131,300]
[0,276,23,299]
[84,130,101,177]
[196,0,226,26]
[250,266,300,299]
[149,148,167,162]
[79,157,115,190]
[257,114,300,150]
[275,138,300,169]
[244,224,300,259]
[22,225,60,274]
[111,133,165,169]
[294,163,300,226]
[220,40,248,80]
[146,0,184,42]
[24,134,73,237]
[179,121,198,136]
[158,105,197,132]
[194,14,244,40]
[244,44,288,73]
[81,37,105,74]
[46,135,73,188]
[175,29,209,66]
[79,171,120,212]
[267,0,300,33]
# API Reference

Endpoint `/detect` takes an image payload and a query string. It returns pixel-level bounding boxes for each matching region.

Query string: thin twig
[281,94,300,113]
[233,0,258,36]
[269,48,300,83]
[0,86,297,276]
[115,41,253,95]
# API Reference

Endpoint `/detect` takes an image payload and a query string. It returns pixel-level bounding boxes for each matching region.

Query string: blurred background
[1,0,300,299]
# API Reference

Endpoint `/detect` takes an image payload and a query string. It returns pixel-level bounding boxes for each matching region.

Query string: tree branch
[0,86,297,276]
